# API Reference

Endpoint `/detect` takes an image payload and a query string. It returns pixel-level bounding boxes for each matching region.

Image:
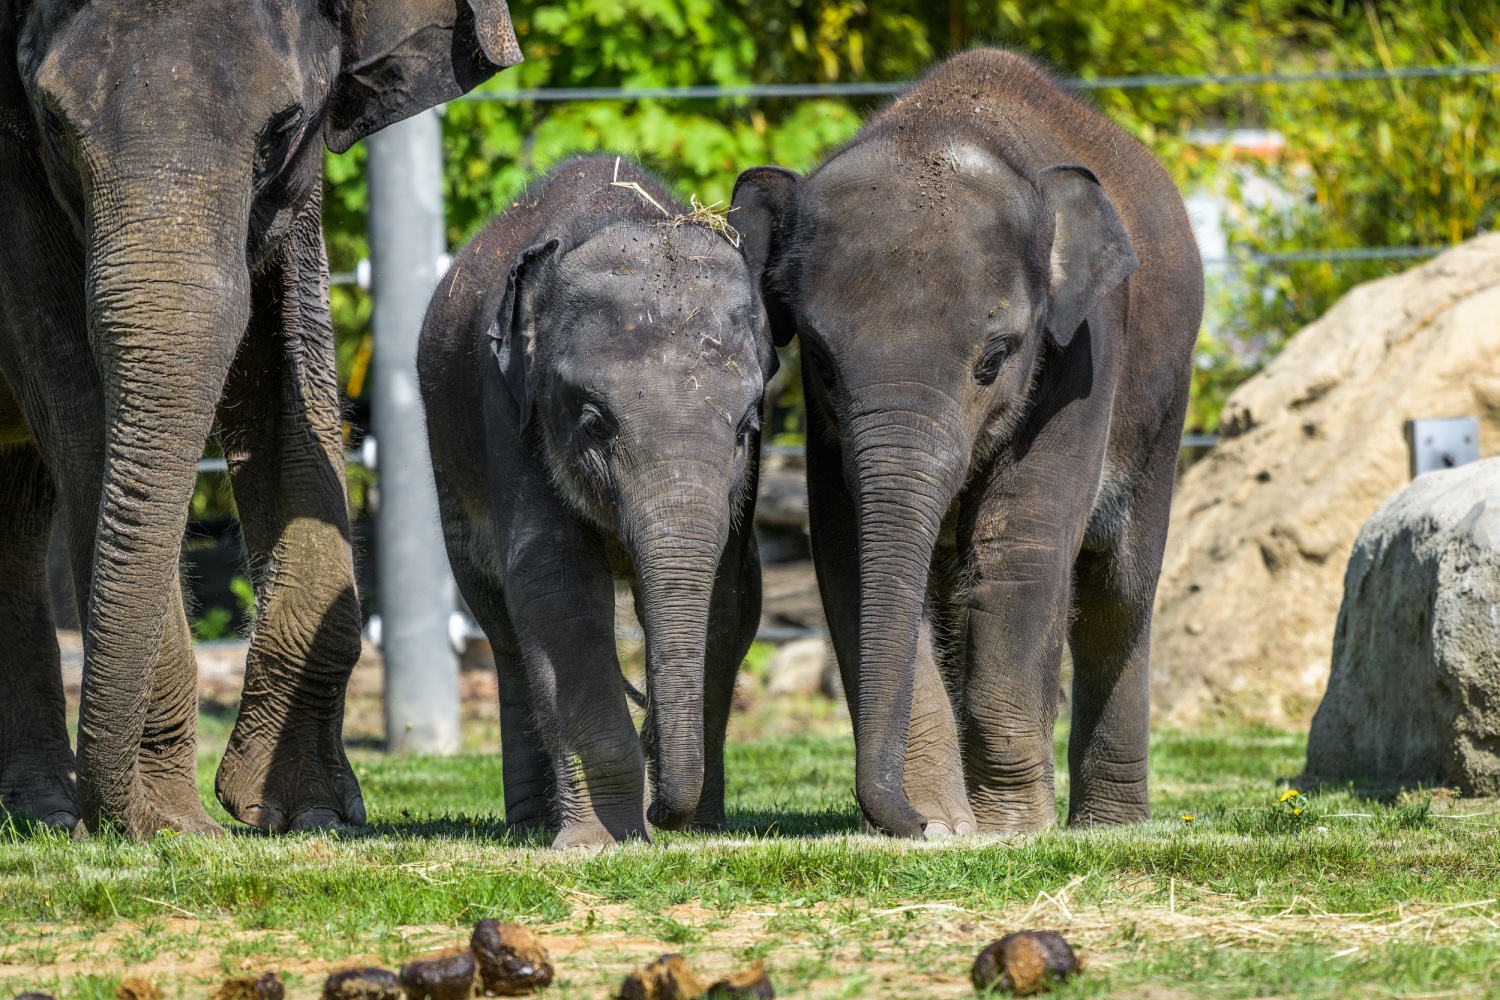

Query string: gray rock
[1304,458,1500,795]
[766,638,829,696]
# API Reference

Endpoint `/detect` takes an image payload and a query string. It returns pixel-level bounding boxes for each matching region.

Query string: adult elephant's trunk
[846,402,967,838]
[625,463,731,831]
[74,163,251,832]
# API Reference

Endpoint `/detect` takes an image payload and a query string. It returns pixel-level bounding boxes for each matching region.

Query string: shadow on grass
[299,807,865,844]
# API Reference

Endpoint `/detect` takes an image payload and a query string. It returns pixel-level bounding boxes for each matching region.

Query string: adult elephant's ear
[324,0,522,154]
[1037,164,1139,347]
[0,0,34,149]
[732,166,800,348]
[485,239,560,434]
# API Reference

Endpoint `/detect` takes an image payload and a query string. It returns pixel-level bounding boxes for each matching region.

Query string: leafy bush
[320,1,1498,443]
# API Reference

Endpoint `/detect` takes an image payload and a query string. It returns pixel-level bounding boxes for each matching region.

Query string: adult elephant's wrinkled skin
[418,156,773,847]
[0,0,521,837]
[733,49,1204,838]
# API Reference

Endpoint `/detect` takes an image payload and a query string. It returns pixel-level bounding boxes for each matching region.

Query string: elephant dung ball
[970,932,1079,995]
[470,920,554,995]
[115,978,162,1000]
[618,954,706,1000]
[214,973,286,1000]
[400,948,477,1000]
[705,965,775,999]
[323,968,403,1000]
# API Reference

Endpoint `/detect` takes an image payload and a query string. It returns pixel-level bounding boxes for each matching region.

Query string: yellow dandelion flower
[1292,807,1303,816]
[1181,814,1196,823]
[1279,789,1301,803]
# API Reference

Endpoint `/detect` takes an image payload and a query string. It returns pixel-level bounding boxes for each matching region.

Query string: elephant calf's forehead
[559,228,753,323]
[799,144,1044,320]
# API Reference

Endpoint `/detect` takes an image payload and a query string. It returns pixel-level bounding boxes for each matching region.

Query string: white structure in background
[1181,129,1301,369]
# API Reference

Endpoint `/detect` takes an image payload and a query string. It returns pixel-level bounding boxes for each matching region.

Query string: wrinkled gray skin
[418,156,772,847]
[0,0,521,836]
[733,49,1203,838]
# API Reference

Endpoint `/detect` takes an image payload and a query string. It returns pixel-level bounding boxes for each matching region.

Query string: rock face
[1153,235,1500,727]
[1303,460,1500,795]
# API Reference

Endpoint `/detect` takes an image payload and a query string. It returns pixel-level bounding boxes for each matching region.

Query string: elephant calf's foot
[969,787,1057,835]
[216,720,365,833]
[551,813,649,850]
[913,796,977,838]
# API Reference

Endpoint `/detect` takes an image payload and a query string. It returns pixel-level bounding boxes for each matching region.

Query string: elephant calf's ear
[732,166,800,348]
[324,0,522,154]
[486,239,560,434]
[1037,164,1139,347]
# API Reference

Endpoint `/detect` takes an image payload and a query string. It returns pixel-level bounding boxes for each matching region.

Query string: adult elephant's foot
[0,750,81,830]
[215,713,365,833]
[78,768,227,838]
[139,756,224,836]
[137,613,224,836]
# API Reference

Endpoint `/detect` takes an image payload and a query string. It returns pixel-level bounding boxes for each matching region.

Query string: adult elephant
[732,49,1203,838]
[0,0,521,837]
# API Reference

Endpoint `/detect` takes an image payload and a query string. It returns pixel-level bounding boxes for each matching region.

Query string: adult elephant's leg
[1067,441,1178,827]
[139,569,222,833]
[0,438,77,826]
[215,204,364,833]
[805,392,970,835]
[692,488,764,832]
[2,146,226,835]
[438,488,552,832]
[508,521,648,848]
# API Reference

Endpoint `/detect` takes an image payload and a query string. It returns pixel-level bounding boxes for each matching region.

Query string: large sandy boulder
[1153,235,1500,727]
[1303,459,1500,794]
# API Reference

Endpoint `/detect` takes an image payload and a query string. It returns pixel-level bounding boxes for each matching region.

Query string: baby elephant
[419,155,774,847]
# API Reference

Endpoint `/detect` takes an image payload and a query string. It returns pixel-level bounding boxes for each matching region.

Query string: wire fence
[293,59,1500,470]
[461,62,1500,103]
[322,61,1496,285]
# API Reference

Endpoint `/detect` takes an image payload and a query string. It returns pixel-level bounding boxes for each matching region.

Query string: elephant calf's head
[487,218,773,830]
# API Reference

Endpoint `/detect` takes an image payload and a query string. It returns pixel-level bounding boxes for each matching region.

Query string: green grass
[4,720,1500,998]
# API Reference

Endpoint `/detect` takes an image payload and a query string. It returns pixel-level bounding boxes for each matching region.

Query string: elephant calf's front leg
[508,538,648,849]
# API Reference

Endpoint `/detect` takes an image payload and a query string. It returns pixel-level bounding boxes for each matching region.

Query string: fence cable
[459,62,1500,103]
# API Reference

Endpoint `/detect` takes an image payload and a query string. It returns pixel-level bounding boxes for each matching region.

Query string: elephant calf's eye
[974,337,1018,386]
[578,403,615,444]
[736,413,760,454]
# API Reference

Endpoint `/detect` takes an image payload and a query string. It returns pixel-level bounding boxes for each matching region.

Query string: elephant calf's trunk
[632,496,725,832]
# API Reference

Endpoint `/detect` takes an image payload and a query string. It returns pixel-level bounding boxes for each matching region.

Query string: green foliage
[190,607,234,643]
[319,1,1499,440]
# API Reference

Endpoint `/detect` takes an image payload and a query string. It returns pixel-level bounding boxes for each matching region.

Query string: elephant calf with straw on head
[0,0,521,836]
[733,49,1204,838]
[418,155,774,847]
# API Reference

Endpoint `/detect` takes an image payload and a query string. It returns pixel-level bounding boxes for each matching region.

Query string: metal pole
[366,108,461,755]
